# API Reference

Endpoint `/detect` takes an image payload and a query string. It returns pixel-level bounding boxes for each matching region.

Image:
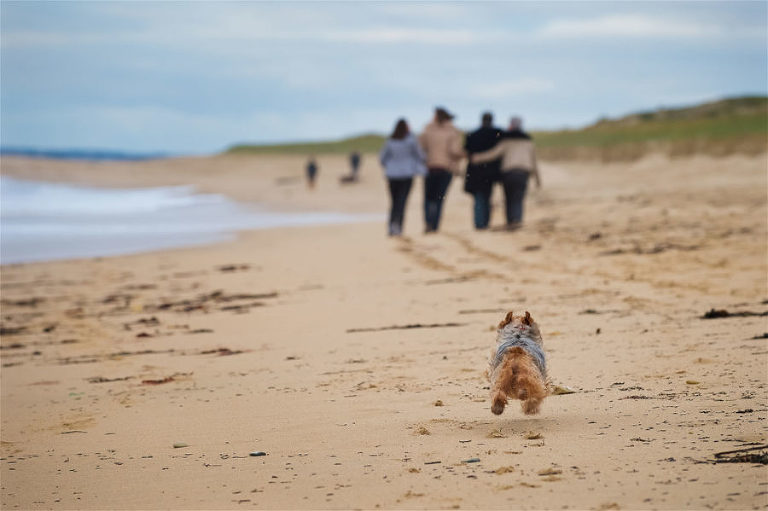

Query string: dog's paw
[522,399,541,415]
[491,395,506,415]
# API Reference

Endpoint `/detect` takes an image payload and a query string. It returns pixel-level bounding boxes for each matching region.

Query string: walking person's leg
[510,171,529,224]
[307,170,316,189]
[424,171,440,232]
[399,178,413,233]
[391,178,412,235]
[431,170,453,231]
[502,170,529,226]
[389,178,410,235]
[388,178,399,235]
[473,182,492,230]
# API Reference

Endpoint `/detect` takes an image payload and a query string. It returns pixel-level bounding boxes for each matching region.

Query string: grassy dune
[227,134,386,156]
[536,96,767,160]
[226,96,767,161]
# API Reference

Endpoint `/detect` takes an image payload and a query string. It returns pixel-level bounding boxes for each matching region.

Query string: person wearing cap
[418,107,465,233]
[470,116,541,228]
[463,112,503,230]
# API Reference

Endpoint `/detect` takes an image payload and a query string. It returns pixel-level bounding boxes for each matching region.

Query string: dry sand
[1,152,767,510]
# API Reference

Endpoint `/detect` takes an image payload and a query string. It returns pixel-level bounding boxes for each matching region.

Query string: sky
[1,1,766,155]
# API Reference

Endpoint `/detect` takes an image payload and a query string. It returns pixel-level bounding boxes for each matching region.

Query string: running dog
[488,311,548,415]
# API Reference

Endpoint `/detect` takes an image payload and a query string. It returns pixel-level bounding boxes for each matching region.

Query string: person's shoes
[388,224,402,236]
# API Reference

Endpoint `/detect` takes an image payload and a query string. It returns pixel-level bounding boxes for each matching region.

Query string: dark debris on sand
[701,308,768,319]
[0,326,27,336]
[600,242,701,256]
[149,290,278,314]
[713,445,768,465]
[346,322,465,333]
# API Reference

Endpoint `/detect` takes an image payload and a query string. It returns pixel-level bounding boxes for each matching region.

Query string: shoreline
[1,152,766,509]
[0,174,382,265]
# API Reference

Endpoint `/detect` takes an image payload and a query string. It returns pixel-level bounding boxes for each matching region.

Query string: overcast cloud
[1,1,766,154]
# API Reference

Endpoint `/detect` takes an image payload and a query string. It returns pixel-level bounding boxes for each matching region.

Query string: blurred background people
[418,107,465,233]
[471,116,541,229]
[349,151,361,181]
[305,156,319,189]
[340,151,362,184]
[464,112,503,230]
[379,118,426,236]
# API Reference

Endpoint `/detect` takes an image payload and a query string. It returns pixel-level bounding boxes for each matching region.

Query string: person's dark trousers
[472,183,492,229]
[388,177,413,236]
[501,169,530,225]
[424,168,453,232]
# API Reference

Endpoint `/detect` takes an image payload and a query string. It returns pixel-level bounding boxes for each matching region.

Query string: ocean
[0,176,380,264]
[0,147,168,161]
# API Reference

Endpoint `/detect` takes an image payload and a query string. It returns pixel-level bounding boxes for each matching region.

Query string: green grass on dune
[227,133,386,155]
[534,100,767,148]
[534,97,767,159]
[225,96,768,160]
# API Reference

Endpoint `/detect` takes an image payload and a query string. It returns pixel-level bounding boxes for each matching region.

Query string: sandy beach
[1,152,766,510]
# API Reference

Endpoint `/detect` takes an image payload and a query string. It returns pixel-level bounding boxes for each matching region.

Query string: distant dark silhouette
[349,151,361,178]
[464,112,503,229]
[418,106,465,233]
[471,116,541,229]
[379,119,426,236]
[306,156,318,189]
[340,151,362,184]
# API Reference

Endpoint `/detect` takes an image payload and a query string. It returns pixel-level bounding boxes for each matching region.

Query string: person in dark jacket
[472,117,541,229]
[464,112,502,229]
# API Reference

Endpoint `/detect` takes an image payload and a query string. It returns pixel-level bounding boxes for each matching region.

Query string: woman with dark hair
[379,119,426,236]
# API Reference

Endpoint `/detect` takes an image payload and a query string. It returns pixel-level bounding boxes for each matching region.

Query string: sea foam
[0,176,378,264]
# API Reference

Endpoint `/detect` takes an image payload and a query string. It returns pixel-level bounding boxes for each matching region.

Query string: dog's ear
[522,311,533,325]
[498,311,515,329]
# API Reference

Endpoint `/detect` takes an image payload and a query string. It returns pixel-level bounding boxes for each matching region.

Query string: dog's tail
[490,347,547,415]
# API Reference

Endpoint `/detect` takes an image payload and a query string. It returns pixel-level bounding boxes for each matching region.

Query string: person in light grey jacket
[379,118,426,236]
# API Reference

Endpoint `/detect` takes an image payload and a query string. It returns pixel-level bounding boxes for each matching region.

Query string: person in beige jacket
[471,117,540,228]
[418,107,465,232]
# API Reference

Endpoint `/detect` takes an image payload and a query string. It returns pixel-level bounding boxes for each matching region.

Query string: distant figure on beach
[340,151,362,184]
[471,117,541,229]
[306,156,318,189]
[349,151,361,180]
[379,118,426,236]
[464,112,503,230]
[419,107,465,233]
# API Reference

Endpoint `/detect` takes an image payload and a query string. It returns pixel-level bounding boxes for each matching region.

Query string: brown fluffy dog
[488,311,548,415]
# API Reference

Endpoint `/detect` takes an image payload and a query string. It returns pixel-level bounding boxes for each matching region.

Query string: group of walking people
[379,107,541,237]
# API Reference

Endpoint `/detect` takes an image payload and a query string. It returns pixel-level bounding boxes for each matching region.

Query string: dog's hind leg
[521,396,542,415]
[490,351,521,415]
[518,375,547,415]
[515,357,547,415]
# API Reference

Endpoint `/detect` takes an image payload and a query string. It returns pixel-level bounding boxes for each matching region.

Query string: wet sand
[1,152,767,510]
